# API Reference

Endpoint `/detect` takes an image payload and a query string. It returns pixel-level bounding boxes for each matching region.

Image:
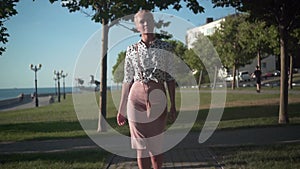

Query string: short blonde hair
[134,10,154,24]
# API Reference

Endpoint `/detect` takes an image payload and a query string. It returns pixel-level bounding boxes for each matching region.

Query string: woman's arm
[166,80,176,122]
[117,82,132,126]
[117,45,134,126]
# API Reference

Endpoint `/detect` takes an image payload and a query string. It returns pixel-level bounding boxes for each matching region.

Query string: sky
[0,0,235,89]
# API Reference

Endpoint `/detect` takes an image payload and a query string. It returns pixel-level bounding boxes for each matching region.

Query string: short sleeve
[123,46,135,83]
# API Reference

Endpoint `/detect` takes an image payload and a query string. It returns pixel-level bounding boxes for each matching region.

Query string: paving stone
[107,148,221,169]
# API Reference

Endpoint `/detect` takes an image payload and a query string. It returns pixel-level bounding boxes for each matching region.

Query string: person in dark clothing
[253,65,262,93]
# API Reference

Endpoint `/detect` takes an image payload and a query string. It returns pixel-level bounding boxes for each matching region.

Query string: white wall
[239,55,276,74]
[186,18,224,49]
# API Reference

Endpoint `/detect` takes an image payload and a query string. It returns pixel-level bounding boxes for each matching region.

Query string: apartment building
[186,17,277,77]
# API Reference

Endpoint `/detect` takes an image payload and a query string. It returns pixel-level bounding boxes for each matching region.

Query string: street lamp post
[30,64,42,107]
[61,72,68,99]
[54,70,63,102]
[53,77,57,95]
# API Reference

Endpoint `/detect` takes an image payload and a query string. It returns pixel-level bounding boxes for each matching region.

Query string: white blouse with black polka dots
[123,39,175,83]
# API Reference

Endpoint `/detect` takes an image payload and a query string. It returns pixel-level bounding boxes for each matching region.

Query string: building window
[262,62,267,68]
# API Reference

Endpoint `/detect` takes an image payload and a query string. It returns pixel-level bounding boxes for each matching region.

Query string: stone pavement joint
[106,148,223,169]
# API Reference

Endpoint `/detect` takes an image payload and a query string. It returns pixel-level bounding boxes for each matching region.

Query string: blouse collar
[138,38,158,48]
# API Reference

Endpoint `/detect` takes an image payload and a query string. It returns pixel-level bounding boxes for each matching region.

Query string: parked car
[262,72,273,79]
[272,70,280,76]
[288,68,299,74]
[225,71,251,82]
[225,75,234,82]
[238,71,251,81]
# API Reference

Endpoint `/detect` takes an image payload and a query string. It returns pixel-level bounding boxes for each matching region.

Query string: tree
[183,48,204,84]
[212,0,300,123]
[0,0,19,55]
[166,39,210,86]
[50,0,205,132]
[288,28,300,89]
[238,17,278,69]
[209,14,256,89]
[191,33,223,88]
[112,51,126,84]
[167,40,203,86]
[167,40,186,59]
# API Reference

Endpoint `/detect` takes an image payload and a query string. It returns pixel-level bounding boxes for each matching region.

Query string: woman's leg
[137,150,151,169]
[256,80,260,92]
[150,154,163,169]
[137,150,163,169]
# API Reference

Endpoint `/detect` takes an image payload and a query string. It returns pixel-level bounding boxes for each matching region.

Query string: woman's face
[135,13,155,34]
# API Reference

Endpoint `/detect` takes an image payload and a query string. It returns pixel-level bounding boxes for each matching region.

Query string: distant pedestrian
[253,65,262,93]
[49,95,55,104]
[18,93,24,102]
[31,92,35,99]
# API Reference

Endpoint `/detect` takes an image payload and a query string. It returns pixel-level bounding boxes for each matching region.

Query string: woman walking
[117,10,176,169]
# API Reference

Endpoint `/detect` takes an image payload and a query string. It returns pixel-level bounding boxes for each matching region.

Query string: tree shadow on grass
[0,121,84,133]
[212,143,300,168]
[197,102,300,121]
[0,117,130,141]
[0,149,109,166]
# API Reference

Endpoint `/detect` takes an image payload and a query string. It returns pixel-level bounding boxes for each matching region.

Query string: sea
[0,87,73,101]
[0,86,120,101]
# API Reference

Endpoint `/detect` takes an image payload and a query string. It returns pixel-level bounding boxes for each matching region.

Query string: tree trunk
[213,66,218,89]
[278,23,289,124]
[257,50,261,69]
[198,70,203,89]
[289,55,293,89]
[231,64,236,90]
[98,19,108,132]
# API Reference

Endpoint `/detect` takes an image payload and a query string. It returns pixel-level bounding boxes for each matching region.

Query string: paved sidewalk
[0,96,52,112]
[106,147,222,169]
[1,125,299,168]
[105,125,300,169]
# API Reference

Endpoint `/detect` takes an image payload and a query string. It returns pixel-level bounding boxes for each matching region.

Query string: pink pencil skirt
[127,81,167,153]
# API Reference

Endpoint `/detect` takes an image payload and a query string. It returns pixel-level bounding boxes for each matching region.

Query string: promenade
[0,95,54,112]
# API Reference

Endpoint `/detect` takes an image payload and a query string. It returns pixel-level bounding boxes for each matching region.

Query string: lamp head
[62,73,68,78]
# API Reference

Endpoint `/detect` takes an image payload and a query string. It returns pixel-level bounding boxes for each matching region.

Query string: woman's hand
[117,113,126,126]
[117,83,132,126]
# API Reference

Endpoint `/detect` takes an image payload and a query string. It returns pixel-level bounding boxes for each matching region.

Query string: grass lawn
[213,143,300,169]
[0,88,299,168]
[0,89,300,142]
[0,149,109,169]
